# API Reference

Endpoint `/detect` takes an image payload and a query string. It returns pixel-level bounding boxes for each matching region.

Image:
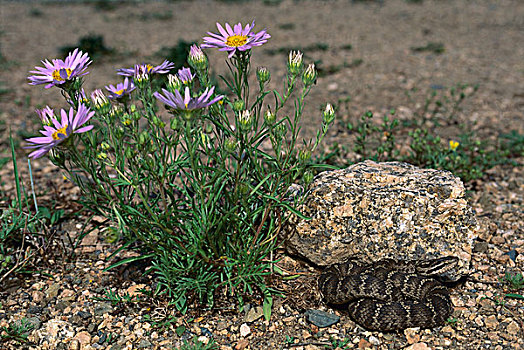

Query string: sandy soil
[0,1,523,349]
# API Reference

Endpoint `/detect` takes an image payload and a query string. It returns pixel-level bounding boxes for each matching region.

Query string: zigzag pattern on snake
[318,256,459,331]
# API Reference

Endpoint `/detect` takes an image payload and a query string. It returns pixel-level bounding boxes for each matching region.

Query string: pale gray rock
[284,160,479,278]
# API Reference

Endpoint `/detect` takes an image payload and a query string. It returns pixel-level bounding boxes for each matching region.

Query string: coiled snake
[318,256,459,331]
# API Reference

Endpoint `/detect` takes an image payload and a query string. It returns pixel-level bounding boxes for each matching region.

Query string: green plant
[179,337,218,350]
[0,318,35,344]
[92,288,141,306]
[503,271,524,291]
[24,22,335,315]
[325,336,351,349]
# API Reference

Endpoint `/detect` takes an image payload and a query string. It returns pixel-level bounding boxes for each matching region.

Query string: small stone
[244,306,264,323]
[282,316,295,324]
[69,340,80,350]
[302,329,312,339]
[235,338,249,350]
[404,328,421,344]
[94,302,113,316]
[485,315,499,329]
[304,309,339,328]
[474,316,484,327]
[473,241,489,253]
[74,331,91,345]
[358,338,372,349]
[138,339,152,348]
[368,335,380,345]
[197,336,209,344]
[239,323,251,337]
[32,290,45,303]
[406,343,430,350]
[126,284,146,297]
[46,283,60,298]
[506,320,519,335]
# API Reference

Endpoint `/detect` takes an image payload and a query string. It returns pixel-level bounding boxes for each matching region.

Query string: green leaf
[506,293,524,300]
[262,290,272,322]
[175,325,186,337]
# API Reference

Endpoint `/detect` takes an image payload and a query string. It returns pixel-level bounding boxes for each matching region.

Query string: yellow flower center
[226,35,248,47]
[52,68,72,81]
[146,64,154,72]
[52,125,68,140]
[115,89,124,96]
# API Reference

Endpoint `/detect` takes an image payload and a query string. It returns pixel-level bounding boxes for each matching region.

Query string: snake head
[415,256,460,281]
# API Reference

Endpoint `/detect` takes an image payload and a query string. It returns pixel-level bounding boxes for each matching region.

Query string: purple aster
[25,104,95,159]
[202,21,271,58]
[117,60,175,77]
[105,77,136,100]
[35,106,55,125]
[28,49,91,89]
[154,86,223,111]
[177,67,195,84]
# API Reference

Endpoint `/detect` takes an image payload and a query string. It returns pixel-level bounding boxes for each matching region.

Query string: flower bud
[298,148,312,164]
[288,51,303,76]
[152,116,165,128]
[233,100,245,112]
[256,66,270,85]
[138,130,150,145]
[224,137,238,153]
[91,89,111,114]
[264,109,276,125]
[200,132,210,147]
[177,67,195,85]
[188,45,208,71]
[35,106,55,126]
[167,74,182,93]
[238,110,253,132]
[302,63,317,87]
[134,64,150,87]
[100,142,111,151]
[125,147,134,159]
[115,126,125,139]
[97,152,108,160]
[449,140,460,151]
[170,117,180,131]
[322,103,335,125]
[303,170,314,186]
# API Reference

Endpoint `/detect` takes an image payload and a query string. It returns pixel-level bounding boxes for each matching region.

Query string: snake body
[318,257,458,331]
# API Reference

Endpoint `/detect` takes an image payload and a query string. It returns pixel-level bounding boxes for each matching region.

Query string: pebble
[358,338,372,349]
[235,338,249,350]
[304,309,339,328]
[239,323,251,337]
[404,328,421,344]
[406,343,430,350]
[506,320,520,335]
[368,335,380,345]
[485,315,499,329]
[245,306,264,323]
[73,331,91,345]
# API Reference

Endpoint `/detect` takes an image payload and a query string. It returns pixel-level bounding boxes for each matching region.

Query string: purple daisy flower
[117,60,175,77]
[105,77,136,100]
[28,49,91,89]
[25,104,95,159]
[154,86,223,111]
[202,21,271,58]
[177,67,195,85]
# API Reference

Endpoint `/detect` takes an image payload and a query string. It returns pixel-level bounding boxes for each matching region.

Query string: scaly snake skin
[318,257,459,331]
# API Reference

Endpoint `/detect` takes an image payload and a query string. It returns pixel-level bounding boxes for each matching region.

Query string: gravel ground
[0,0,523,349]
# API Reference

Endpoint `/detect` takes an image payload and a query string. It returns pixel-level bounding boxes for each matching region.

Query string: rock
[368,335,380,345]
[284,161,477,277]
[94,302,113,316]
[406,343,430,350]
[304,309,339,328]
[506,320,519,335]
[484,315,499,330]
[46,283,61,299]
[404,327,421,344]
[244,306,264,323]
[235,338,249,350]
[358,338,372,349]
[239,323,251,337]
[73,331,91,345]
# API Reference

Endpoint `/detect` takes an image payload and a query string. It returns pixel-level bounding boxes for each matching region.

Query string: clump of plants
[24,21,335,313]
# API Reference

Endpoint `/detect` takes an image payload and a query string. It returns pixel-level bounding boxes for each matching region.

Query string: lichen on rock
[283,160,479,279]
